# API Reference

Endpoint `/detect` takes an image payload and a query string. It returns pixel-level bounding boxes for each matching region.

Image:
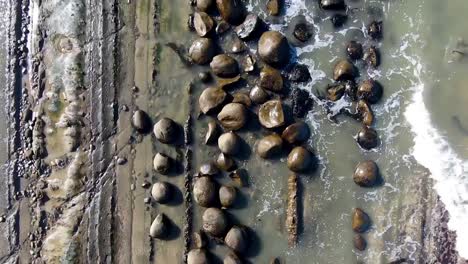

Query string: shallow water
[153,0,468,263]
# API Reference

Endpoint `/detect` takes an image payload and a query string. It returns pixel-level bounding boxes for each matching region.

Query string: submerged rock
[259,66,283,92]
[266,0,280,16]
[357,79,383,104]
[150,213,168,239]
[364,46,380,67]
[132,110,152,133]
[320,0,346,10]
[205,120,220,145]
[291,88,313,118]
[258,100,285,128]
[235,13,259,39]
[194,176,217,207]
[352,208,371,233]
[288,64,311,82]
[331,14,347,28]
[219,185,237,208]
[151,182,171,203]
[353,160,379,187]
[293,22,312,42]
[257,134,283,158]
[216,153,236,171]
[217,103,248,131]
[287,146,313,172]
[154,118,178,144]
[210,54,239,78]
[194,12,214,37]
[153,153,171,174]
[346,41,363,60]
[218,132,241,155]
[202,207,228,236]
[282,122,310,145]
[344,80,358,101]
[199,87,228,114]
[333,59,358,81]
[225,226,248,253]
[250,86,269,104]
[189,38,215,65]
[356,126,379,150]
[367,21,383,40]
[354,234,367,251]
[187,249,210,264]
[258,31,290,66]
[216,0,246,25]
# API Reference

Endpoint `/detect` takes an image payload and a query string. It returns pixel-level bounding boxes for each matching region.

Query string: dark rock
[333,59,357,81]
[291,88,313,118]
[288,64,311,82]
[216,0,246,25]
[293,22,312,42]
[346,41,363,60]
[216,153,236,171]
[216,21,231,34]
[354,234,367,251]
[266,0,280,16]
[250,86,269,104]
[327,83,345,101]
[205,120,220,145]
[199,71,211,83]
[235,14,259,39]
[196,0,214,12]
[232,92,252,107]
[150,213,168,239]
[331,14,347,28]
[241,54,256,72]
[357,100,374,126]
[287,146,313,172]
[364,46,380,68]
[367,21,383,40]
[320,0,346,10]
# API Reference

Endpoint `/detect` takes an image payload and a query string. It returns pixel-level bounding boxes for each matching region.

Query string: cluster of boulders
[318,0,384,252]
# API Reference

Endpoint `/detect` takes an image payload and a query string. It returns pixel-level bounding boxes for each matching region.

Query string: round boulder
[258,31,290,66]
[210,54,239,78]
[353,160,379,187]
[258,100,285,128]
[153,118,178,144]
[217,103,248,131]
[357,79,383,104]
[259,66,283,92]
[218,132,241,155]
[151,182,171,203]
[356,126,378,150]
[202,207,228,236]
[281,122,310,145]
[224,226,248,253]
[189,38,215,65]
[287,146,313,172]
[216,0,245,25]
[333,59,357,81]
[256,134,283,159]
[352,208,371,233]
[219,185,237,208]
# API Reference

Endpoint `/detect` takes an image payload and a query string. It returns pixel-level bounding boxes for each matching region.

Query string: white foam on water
[405,80,468,259]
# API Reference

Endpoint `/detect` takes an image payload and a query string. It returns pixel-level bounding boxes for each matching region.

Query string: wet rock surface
[217,103,248,131]
[352,208,371,233]
[216,0,246,25]
[258,31,290,66]
[287,146,313,172]
[218,132,241,155]
[190,38,216,64]
[259,66,283,92]
[258,100,285,128]
[199,87,228,114]
[256,134,283,158]
[210,54,239,78]
[282,122,310,145]
[353,160,379,187]
[356,126,379,150]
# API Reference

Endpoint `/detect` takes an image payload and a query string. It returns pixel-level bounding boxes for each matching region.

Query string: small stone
[218,132,241,155]
[256,134,283,159]
[266,0,280,16]
[288,64,311,82]
[352,208,371,233]
[117,157,127,165]
[367,21,383,40]
[205,120,220,145]
[210,54,239,78]
[216,21,231,34]
[189,38,215,65]
[229,169,247,187]
[132,110,152,133]
[320,0,346,10]
[219,185,237,208]
[235,13,259,39]
[153,153,171,174]
[346,41,363,60]
[258,100,285,128]
[194,177,217,207]
[291,88,313,118]
[241,54,255,72]
[153,118,178,144]
[333,59,357,81]
[258,31,290,66]
[199,71,211,83]
[357,79,383,104]
[249,86,269,104]
[199,87,228,114]
[202,207,228,236]
[327,83,345,101]
[224,226,248,253]
[353,160,379,187]
[364,46,380,68]
[287,146,313,172]
[216,153,236,171]
[281,122,310,145]
[357,100,374,126]
[356,126,379,150]
[194,11,214,37]
[150,213,168,239]
[216,0,246,25]
[354,234,367,251]
[293,22,312,42]
[217,103,248,131]
[259,66,283,92]
[331,14,347,28]
[151,182,171,203]
[141,181,151,188]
